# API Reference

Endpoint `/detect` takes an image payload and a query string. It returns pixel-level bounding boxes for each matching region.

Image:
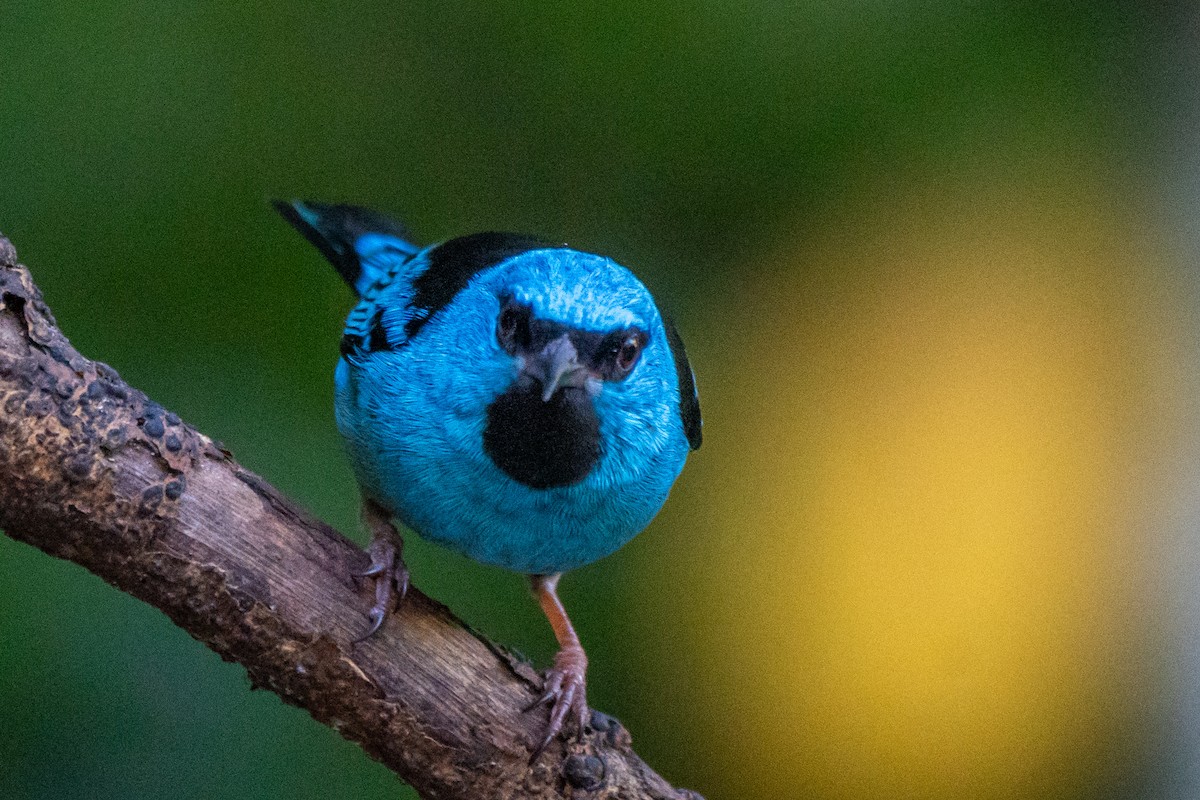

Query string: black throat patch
[483,383,601,489]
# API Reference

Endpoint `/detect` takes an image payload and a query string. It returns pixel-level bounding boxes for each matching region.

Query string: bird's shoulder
[341,232,567,359]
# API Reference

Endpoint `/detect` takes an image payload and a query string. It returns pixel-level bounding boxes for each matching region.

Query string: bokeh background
[2,3,1198,799]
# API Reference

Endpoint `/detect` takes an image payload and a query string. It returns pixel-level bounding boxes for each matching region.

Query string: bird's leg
[352,498,410,642]
[526,573,589,759]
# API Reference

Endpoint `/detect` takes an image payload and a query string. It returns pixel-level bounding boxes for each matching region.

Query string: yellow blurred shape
[672,181,1182,798]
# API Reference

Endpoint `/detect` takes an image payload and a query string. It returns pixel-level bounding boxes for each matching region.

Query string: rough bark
[0,236,702,800]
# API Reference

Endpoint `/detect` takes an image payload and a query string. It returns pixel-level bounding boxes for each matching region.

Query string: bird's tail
[272,200,420,297]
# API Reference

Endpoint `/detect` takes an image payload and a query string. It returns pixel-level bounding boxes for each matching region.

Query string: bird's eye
[611,331,646,378]
[496,301,529,352]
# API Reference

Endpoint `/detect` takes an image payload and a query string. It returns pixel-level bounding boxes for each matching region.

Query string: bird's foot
[352,532,409,642]
[525,643,588,760]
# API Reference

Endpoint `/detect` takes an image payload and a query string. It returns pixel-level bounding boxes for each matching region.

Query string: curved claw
[394,563,410,605]
[537,682,577,755]
[522,672,563,714]
[354,562,410,643]
[354,607,387,644]
[354,562,386,579]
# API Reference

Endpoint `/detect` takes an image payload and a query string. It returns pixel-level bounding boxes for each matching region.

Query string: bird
[272,200,701,757]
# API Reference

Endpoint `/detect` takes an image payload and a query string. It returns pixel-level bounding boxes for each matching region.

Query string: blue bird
[273,200,701,756]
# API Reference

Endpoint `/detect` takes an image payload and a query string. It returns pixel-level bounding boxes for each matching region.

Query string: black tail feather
[271,199,413,294]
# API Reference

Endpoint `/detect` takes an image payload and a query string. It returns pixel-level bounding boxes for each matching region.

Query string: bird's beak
[522,334,589,402]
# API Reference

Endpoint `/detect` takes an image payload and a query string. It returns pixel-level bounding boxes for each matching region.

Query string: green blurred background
[2,3,1196,799]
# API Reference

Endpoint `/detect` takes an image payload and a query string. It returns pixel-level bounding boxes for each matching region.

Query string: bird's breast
[482,384,601,489]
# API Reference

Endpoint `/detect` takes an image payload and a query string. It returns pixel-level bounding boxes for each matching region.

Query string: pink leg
[526,573,589,759]
[353,498,410,642]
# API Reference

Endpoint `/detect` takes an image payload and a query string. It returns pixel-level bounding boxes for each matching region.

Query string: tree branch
[0,236,702,800]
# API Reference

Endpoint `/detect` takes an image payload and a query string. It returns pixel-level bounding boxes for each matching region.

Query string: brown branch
[0,236,702,800]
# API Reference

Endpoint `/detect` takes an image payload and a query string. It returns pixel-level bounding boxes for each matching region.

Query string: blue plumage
[274,200,700,756]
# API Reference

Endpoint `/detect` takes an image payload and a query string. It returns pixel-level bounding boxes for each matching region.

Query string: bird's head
[450,248,697,491]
